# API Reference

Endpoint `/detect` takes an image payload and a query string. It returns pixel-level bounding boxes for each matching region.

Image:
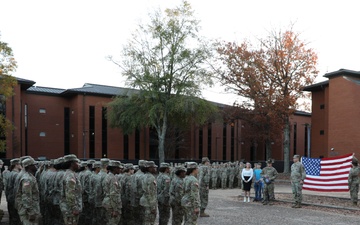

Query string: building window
[293,123,297,155]
[135,129,140,159]
[223,123,227,160]
[199,128,203,159]
[39,108,46,114]
[123,134,129,160]
[207,123,212,160]
[39,132,46,137]
[64,107,70,155]
[320,130,324,135]
[89,106,95,158]
[231,124,234,161]
[320,104,325,109]
[102,107,108,158]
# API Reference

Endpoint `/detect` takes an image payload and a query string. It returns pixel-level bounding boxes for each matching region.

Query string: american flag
[301,153,353,192]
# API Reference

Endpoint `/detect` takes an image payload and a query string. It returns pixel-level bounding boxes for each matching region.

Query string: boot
[247,197,250,202]
[293,203,302,208]
[200,209,210,217]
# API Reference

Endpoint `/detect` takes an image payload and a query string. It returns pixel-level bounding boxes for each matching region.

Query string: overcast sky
[0,0,359,105]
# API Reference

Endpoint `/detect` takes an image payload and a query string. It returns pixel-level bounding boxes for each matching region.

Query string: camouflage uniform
[60,166,83,224]
[221,164,228,189]
[156,163,171,225]
[6,159,21,225]
[15,159,41,225]
[237,163,244,189]
[228,164,236,189]
[102,161,122,225]
[261,161,278,205]
[291,157,306,207]
[170,167,186,225]
[78,163,93,225]
[140,161,157,225]
[93,158,110,225]
[52,166,66,225]
[130,160,146,225]
[120,164,134,225]
[181,162,200,225]
[348,163,360,205]
[199,158,210,217]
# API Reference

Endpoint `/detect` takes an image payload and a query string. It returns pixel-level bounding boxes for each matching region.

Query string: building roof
[294,110,311,117]
[61,83,140,97]
[26,86,66,95]
[324,68,360,78]
[302,80,329,92]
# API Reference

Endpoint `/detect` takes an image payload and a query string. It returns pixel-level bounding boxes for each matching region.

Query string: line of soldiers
[1,154,219,225]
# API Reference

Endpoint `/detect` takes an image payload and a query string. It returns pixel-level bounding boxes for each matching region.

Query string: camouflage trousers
[263,183,275,202]
[62,214,79,225]
[19,214,40,225]
[49,204,63,225]
[211,177,217,189]
[79,202,92,225]
[158,203,170,225]
[349,183,359,204]
[121,202,132,225]
[104,209,121,225]
[8,201,21,225]
[291,181,303,204]
[183,207,199,225]
[143,206,157,225]
[221,177,228,189]
[171,203,184,225]
[200,185,209,210]
[228,175,235,188]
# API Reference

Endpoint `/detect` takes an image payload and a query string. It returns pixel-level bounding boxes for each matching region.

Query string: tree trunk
[283,117,290,173]
[157,114,168,164]
[265,139,272,160]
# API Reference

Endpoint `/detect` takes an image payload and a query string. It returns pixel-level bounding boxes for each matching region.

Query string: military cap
[22,157,37,168]
[175,166,186,172]
[133,165,139,170]
[93,161,101,168]
[20,156,32,162]
[109,160,122,167]
[10,158,20,166]
[293,155,300,159]
[186,162,198,169]
[54,157,65,165]
[160,162,170,168]
[266,158,274,164]
[202,157,210,162]
[124,163,134,170]
[119,163,124,169]
[100,158,110,166]
[80,161,88,167]
[138,160,147,167]
[145,161,158,168]
[63,154,78,162]
[87,159,96,165]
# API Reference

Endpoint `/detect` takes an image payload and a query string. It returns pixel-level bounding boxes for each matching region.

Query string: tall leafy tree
[108,1,218,163]
[217,27,318,172]
[0,34,18,152]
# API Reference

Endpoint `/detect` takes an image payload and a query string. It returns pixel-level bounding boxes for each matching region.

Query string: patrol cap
[145,161,157,168]
[80,161,88,167]
[293,155,300,159]
[20,156,32,163]
[22,157,37,168]
[186,162,198,169]
[109,160,122,168]
[266,158,274,164]
[160,162,170,168]
[54,157,65,165]
[175,166,186,172]
[87,159,96,165]
[202,157,210,162]
[10,158,20,166]
[124,163,134,170]
[63,154,78,163]
[138,160,147,167]
[133,165,139,170]
[100,158,110,166]
[93,161,101,168]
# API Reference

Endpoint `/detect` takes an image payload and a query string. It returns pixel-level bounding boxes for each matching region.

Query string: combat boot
[200,209,210,217]
[293,203,302,208]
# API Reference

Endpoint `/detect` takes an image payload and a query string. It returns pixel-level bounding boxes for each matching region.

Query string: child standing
[253,162,263,202]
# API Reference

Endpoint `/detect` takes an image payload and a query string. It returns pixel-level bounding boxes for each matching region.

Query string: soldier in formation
[198,157,210,217]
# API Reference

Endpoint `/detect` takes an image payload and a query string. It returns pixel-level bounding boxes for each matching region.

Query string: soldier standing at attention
[221,163,228,189]
[291,155,306,208]
[157,162,171,225]
[102,160,122,225]
[15,157,41,225]
[121,163,134,225]
[261,159,278,205]
[181,162,200,225]
[210,164,218,190]
[6,158,22,225]
[140,161,158,225]
[60,154,82,225]
[131,160,146,225]
[348,156,360,206]
[170,166,186,225]
[93,158,110,225]
[199,157,211,217]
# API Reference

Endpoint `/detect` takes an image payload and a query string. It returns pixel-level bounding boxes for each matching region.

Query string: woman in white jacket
[241,162,253,202]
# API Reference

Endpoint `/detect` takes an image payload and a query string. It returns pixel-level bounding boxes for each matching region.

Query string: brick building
[303,69,360,158]
[2,77,311,162]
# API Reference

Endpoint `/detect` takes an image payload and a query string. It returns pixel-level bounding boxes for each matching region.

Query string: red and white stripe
[302,153,353,192]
